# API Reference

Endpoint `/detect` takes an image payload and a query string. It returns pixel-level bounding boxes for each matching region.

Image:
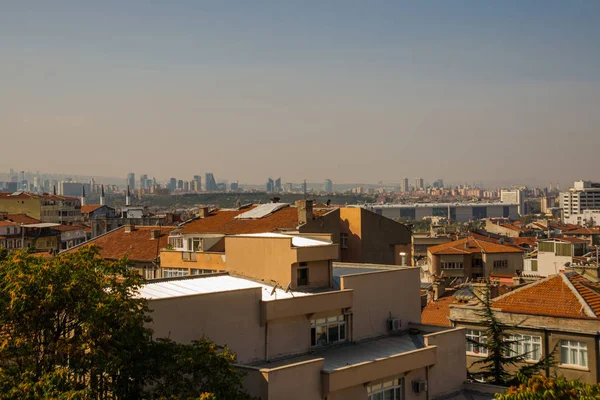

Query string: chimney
[124,224,135,233]
[432,280,446,301]
[198,207,209,218]
[150,229,160,240]
[296,199,313,226]
[125,185,131,206]
[100,185,105,206]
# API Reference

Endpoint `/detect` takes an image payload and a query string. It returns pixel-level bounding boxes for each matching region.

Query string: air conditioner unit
[388,318,401,331]
[412,380,427,393]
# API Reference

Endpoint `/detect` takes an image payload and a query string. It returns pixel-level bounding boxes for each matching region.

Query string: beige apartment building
[449,271,600,384]
[427,237,523,281]
[0,192,81,223]
[143,233,467,400]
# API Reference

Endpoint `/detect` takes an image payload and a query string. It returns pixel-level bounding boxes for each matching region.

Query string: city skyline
[1,2,599,185]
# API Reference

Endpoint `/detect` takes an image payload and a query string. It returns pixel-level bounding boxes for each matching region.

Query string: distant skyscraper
[401,178,409,193]
[415,177,424,191]
[127,173,136,190]
[275,177,282,192]
[177,180,184,190]
[230,181,239,191]
[205,173,217,191]
[168,178,177,191]
[266,178,274,192]
[140,174,148,190]
[286,183,293,192]
[324,179,333,193]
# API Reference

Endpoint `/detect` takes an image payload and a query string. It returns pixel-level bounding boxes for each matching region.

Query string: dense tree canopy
[496,375,600,400]
[0,247,252,399]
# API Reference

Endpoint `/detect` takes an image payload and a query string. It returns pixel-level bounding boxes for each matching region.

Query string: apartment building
[449,271,600,384]
[141,236,467,400]
[427,237,524,281]
[0,192,81,223]
[1,213,61,252]
[0,218,23,249]
[565,209,600,227]
[523,238,590,277]
[561,181,600,220]
[500,189,525,215]
[166,200,411,267]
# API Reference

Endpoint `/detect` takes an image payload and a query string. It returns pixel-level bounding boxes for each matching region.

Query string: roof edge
[561,272,597,318]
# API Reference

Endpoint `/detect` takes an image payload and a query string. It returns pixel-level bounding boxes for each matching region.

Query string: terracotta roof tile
[180,205,332,235]
[493,273,600,319]
[421,291,457,327]
[81,204,105,214]
[54,224,87,232]
[65,226,174,262]
[428,237,523,255]
[564,227,600,236]
[567,274,600,316]
[2,214,41,224]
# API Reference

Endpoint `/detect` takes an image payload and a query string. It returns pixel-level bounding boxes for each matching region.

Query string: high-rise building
[275,178,282,192]
[192,175,201,193]
[168,178,177,191]
[266,178,274,192]
[560,181,600,220]
[286,183,293,192]
[205,173,217,192]
[230,181,239,191]
[127,173,136,190]
[415,177,424,191]
[324,179,333,193]
[401,178,409,193]
[177,180,184,190]
[500,189,525,215]
[140,174,148,190]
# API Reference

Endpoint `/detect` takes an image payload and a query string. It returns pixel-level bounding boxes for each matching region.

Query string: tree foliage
[469,281,555,386]
[0,247,252,400]
[496,375,600,400]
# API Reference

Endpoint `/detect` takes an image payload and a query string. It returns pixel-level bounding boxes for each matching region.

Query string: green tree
[468,282,555,386]
[0,246,252,399]
[495,375,600,400]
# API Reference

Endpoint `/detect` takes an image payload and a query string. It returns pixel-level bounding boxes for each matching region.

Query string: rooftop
[491,271,600,319]
[0,192,78,201]
[253,333,424,372]
[363,202,519,208]
[564,227,600,236]
[138,274,313,301]
[1,214,41,224]
[63,225,174,262]
[428,237,523,255]
[233,232,333,247]
[179,204,334,235]
[81,204,106,214]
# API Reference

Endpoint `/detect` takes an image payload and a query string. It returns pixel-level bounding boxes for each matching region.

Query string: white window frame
[507,334,542,361]
[162,268,189,278]
[310,315,346,347]
[466,329,488,356]
[560,340,588,368]
[367,378,403,400]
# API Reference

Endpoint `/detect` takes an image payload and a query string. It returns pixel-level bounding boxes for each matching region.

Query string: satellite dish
[285,282,292,293]
[270,285,278,296]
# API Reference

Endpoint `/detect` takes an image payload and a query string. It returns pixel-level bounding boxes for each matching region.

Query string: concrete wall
[424,328,467,398]
[292,259,331,288]
[225,236,296,286]
[341,268,421,341]
[359,207,411,265]
[0,197,41,219]
[484,252,523,277]
[339,208,363,263]
[160,250,226,270]
[148,288,265,364]
[266,315,310,360]
[265,359,324,400]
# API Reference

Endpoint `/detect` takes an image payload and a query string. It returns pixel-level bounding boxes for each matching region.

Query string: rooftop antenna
[284,282,295,297]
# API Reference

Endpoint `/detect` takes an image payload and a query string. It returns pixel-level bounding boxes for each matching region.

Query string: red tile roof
[2,214,41,224]
[81,204,105,214]
[0,220,19,227]
[180,205,332,235]
[564,227,600,236]
[492,272,600,319]
[0,192,78,201]
[428,237,523,255]
[421,291,457,327]
[65,225,174,262]
[54,224,87,232]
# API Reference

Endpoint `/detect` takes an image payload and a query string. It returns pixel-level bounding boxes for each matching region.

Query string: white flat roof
[362,202,519,208]
[234,232,333,247]
[139,275,313,301]
[23,223,61,228]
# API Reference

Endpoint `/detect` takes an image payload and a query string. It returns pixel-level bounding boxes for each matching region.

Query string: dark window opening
[297,268,309,286]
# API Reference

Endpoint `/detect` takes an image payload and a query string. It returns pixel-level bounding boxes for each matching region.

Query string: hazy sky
[1,1,599,187]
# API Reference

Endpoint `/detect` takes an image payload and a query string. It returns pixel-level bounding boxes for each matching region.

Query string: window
[162,268,189,278]
[143,266,155,280]
[466,329,487,355]
[507,334,541,361]
[441,262,464,269]
[340,233,348,249]
[493,260,508,268]
[191,269,216,275]
[297,268,309,286]
[367,378,403,400]
[560,340,588,367]
[310,315,346,346]
[169,236,183,249]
